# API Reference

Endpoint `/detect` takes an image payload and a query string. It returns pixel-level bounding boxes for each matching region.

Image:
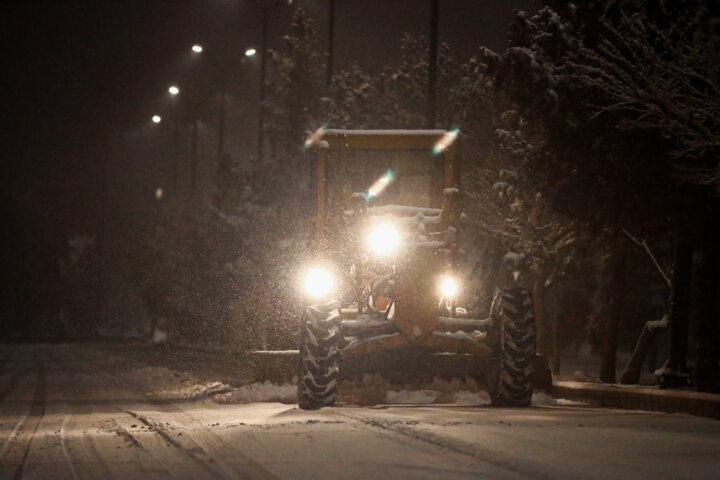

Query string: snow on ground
[4,344,718,480]
[215,381,297,404]
[105,348,587,407]
[531,391,588,406]
[116,365,232,399]
[209,376,583,407]
[119,363,587,406]
[213,381,494,406]
[387,389,492,405]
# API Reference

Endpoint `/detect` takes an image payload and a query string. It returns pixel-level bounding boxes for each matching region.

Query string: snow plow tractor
[297,129,536,410]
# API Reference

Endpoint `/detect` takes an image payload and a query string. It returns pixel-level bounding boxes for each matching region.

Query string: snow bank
[387,389,491,405]
[120,365,231,400]
[121,362,583,407]
[387,390,440,404]
[216,381,297,404]
[385,389,584,406]
[532,391,587,406]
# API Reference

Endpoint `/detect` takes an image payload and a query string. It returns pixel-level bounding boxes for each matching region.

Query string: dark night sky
[1,0,537,247]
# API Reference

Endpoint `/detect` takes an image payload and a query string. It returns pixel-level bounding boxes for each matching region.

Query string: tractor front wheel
[487,287,536,406]
[297,305,341,410]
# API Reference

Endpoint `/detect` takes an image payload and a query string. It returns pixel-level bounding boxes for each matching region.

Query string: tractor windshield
[332,150,445,209]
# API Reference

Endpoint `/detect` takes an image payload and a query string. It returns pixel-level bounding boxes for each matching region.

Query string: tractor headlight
[303,267,335,299]
[368,223,401,256]
[440,276,459,298]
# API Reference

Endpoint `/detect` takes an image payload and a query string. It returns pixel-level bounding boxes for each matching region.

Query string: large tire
[297,305,341,410]
[487,287,536,406]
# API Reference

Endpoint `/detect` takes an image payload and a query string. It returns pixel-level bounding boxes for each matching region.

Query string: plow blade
[250,350,300,383]
[251,348,486,384]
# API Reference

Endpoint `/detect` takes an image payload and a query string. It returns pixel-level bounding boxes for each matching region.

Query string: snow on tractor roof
[322,129,449,136]
[317,129,455,151]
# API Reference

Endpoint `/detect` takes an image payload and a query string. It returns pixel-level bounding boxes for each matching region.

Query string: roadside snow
[117,359,584,408]
[532,391,588,406]
[384,390,583,406]
[211,377,586,407]
[123,365,231,399]
[216,381,297,404]
[387,390,492,405]
[387,390,441,404]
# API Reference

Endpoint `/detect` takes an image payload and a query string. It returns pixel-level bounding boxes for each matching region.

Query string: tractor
[297,129,536,409]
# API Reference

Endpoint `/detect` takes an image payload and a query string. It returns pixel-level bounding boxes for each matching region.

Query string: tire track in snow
[139,402,282,480]
[61,344,173,479]
[59,414,80,480]
[75,355,233,480]
[44,345,209,479]
[93,348,278,480]
[333,409,543,480]
[0,354,30,464]
[5,363,47,480]
[121,409,229,479]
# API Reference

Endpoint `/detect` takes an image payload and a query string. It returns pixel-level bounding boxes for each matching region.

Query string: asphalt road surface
[0,344,718,479]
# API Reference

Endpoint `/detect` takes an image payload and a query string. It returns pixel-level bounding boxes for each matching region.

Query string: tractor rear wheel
[488,287,536,406]
[297,305,341,410]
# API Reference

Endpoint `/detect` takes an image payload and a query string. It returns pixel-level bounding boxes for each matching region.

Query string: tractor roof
[320,129,449,150]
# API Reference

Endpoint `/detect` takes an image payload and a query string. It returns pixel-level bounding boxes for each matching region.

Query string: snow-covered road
[0,344,718,479]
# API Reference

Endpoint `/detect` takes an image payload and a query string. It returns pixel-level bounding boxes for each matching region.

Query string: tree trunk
[600,246,625,383]
[620,313,668,384]
[552,283,561,376]
[531,262,553,391]
[695,205,720,393]
[533,266,548,358]
[657,236,692,388]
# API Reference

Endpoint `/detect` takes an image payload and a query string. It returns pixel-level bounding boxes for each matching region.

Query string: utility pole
[173,117,179,192]
[427,0,439,129]
[190,109,199,196]
[258,6,269,164]
[168,85,181,193]
[96,141,110,332]
[217,67,226,159]
[326,0,335,86]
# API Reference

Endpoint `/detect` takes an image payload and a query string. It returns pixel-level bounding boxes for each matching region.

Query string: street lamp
[192,44,203,53]
[152,115,162,124]
[215,47,257,160]
[167,85,181,190]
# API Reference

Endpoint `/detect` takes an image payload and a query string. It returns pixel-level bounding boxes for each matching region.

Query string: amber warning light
[367,170,394,200]
[433,127,460,155]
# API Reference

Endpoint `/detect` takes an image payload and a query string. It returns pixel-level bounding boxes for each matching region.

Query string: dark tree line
[483,0,720,389]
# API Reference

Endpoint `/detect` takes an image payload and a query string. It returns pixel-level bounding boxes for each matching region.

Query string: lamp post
[253,0,291,164]
[258,6,269,164]
[326,0,335,86]
[217,48,257,160]
[427,0,439,129]
[190,45,256,163]
[150,114,164,198]
[168,85,180,191]
[190,106,199,196]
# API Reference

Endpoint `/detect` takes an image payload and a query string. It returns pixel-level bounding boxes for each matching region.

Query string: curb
[553,381,720,420]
